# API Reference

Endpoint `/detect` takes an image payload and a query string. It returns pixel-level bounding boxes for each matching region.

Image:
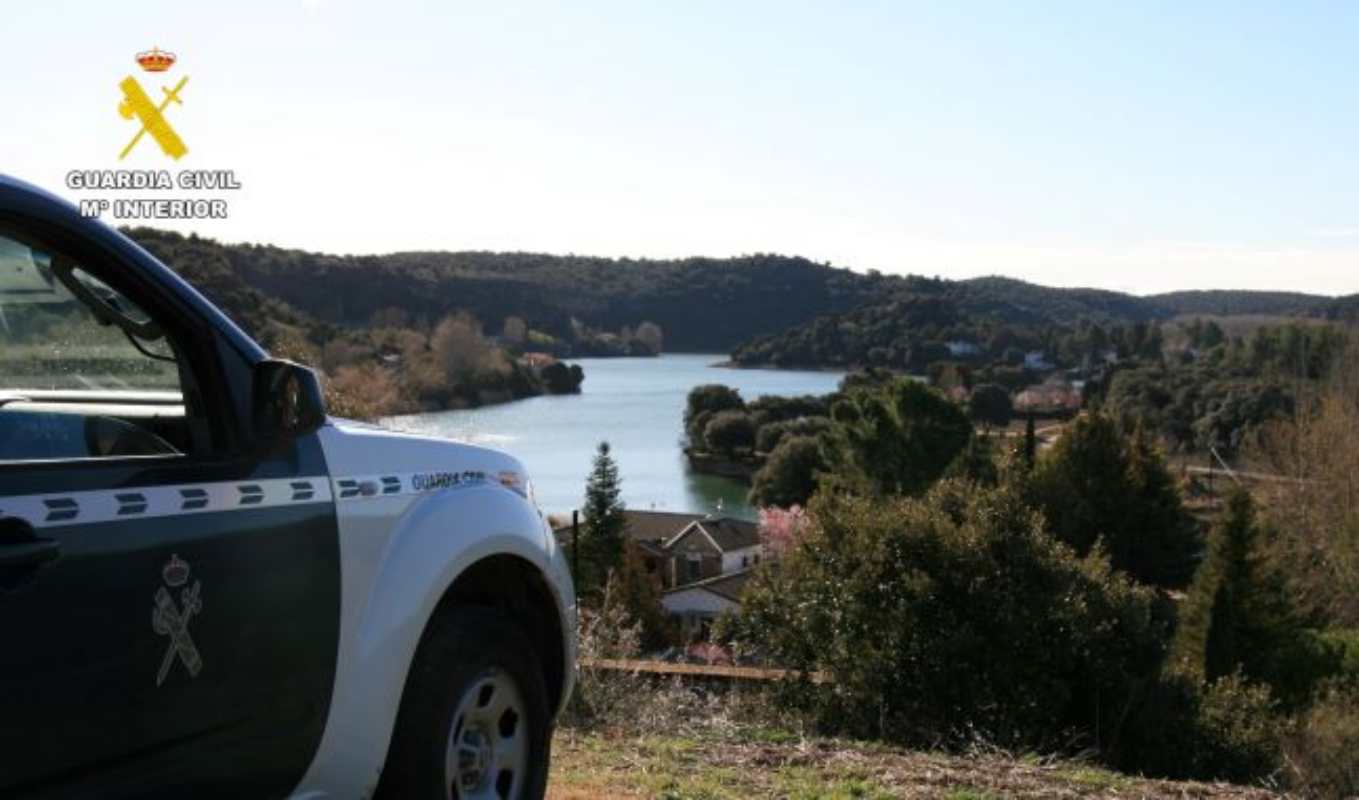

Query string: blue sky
[5,1,1358,294]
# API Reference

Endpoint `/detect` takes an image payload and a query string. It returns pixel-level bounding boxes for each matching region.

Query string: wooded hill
[128,228,890,352]
[732,277,1358,369]
[1146,289,1336,317]
[125,228,1355,362]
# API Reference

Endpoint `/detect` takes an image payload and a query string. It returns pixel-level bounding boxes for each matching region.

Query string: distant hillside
[130,229,318,341]
[128,228,898,352]
[129,231,585,415]
[730,276,1177,369]
[1148,290,1332,317]
[1321,294,1359,321]
[963,276,1166,324]
[127,228,1349,365]
[728,277,1359,369]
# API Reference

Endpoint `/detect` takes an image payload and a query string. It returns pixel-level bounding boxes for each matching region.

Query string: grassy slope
[547,725,1280,800]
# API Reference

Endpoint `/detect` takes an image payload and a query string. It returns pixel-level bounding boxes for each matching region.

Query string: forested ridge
[732,278,1359,369]
[126,227,1356,368]
[1148,289,1336,317]
[127,228,890,352]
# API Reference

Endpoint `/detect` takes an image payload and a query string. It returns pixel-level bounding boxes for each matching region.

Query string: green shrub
[703,410,756,455]
[1284,685,1359,798]
[685,384,744,440]
[1195,674,1286,782]
[944,433,1000,486]
[1318,628,1359,683]
[1025,413,1201,587]
[748,435,825,508]
[732,481,1167,750]
[747,394,831,428]
[967,383,1013,429]
[1114,671,1284,784]
[824,378,973,497]
[755,416,831,453]
[1265,629,1350,709]
[540,361,584,393]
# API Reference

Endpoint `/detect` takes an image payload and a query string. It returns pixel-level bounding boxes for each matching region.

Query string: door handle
[0,518,60,568]
[0,539,61,568]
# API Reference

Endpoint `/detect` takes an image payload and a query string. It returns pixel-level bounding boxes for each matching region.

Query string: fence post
[572,509,580,604]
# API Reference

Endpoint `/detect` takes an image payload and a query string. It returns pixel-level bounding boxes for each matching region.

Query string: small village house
[555,510,763,637]
[1015,379,1082,415]
[661,570,753,640]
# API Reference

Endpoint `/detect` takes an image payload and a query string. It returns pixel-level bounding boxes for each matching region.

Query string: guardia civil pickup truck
[0,174,576,799]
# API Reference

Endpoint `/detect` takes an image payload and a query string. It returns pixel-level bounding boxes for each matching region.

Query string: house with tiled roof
[554,509,763,590]
[662,516,762,586]
[1015,379,1082,415]
[661,569,755,638]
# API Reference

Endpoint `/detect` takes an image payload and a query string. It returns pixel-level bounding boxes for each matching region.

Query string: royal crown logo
[136,47,176,73]
[162,553,190,587]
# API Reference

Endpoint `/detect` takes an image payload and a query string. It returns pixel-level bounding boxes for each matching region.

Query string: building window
[686,554,702,582]
[741,556,749,568]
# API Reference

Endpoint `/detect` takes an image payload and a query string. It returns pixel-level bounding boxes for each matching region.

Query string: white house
[1024,351,1054,371]
[946,340,981,358]
[661,570,753,639]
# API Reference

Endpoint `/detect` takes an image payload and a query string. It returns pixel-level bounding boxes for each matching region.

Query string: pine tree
[1121,422,1203,587]
[948,433,998,486]
[579,441,626,598]
[1174,488,1305,696]
[826,378,973,497]
[1026,412,1200,587]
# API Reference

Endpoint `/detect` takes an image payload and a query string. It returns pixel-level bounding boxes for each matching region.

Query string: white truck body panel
[291,421,576,798]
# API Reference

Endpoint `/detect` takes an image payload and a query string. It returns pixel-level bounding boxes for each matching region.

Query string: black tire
[377,606,551,800]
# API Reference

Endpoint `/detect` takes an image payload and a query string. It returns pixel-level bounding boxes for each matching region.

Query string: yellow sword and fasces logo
[118,47,189,160]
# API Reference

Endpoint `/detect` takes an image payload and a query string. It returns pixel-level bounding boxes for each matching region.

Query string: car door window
[0,233,188,461]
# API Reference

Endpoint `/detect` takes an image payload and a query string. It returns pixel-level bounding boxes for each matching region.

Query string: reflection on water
[384,354,845,520]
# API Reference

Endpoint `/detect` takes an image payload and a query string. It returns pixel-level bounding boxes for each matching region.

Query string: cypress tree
[1174,487,1307,698]
[1022,413,1038,469]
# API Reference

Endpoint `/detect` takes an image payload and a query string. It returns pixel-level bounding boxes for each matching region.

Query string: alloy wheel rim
[445,668,527,800]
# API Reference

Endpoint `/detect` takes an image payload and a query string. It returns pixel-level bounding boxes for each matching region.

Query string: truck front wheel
[378,607,551,800]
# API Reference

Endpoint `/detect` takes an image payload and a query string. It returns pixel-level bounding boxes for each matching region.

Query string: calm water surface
[384,354,844,519]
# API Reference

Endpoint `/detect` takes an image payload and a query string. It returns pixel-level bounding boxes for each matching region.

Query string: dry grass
[556,579,1284,799]
[548,722,1283,799]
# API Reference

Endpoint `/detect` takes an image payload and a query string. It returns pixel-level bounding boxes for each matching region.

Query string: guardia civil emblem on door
[152,554,203,686]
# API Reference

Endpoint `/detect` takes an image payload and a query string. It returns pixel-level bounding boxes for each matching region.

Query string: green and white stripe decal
[0,469,501,530]
[0,476,332,530]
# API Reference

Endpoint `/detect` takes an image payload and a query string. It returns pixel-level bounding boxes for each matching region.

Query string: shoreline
[709,359,851,374]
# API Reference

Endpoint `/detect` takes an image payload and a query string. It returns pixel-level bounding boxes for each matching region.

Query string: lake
[384,354,845,520]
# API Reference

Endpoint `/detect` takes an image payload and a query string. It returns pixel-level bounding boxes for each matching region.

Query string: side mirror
[252,359,326,445]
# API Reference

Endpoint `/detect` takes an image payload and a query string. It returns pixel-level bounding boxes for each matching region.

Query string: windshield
[0,234,180,394]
